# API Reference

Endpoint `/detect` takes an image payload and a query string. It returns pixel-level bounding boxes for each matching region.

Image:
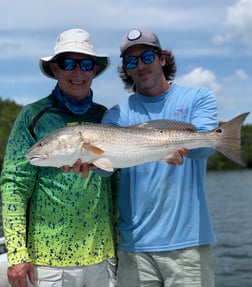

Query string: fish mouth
[27,154,49,161]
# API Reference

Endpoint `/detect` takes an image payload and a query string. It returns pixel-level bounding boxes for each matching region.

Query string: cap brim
[120,42,160,57]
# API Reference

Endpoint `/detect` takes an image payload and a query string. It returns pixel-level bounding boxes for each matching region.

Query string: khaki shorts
[27,258,117,287]
[117,245,214,287]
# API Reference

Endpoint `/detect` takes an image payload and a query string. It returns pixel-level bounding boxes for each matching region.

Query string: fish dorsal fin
[93,158,114,172]
[133,119,196,131]
[82,144,104,156]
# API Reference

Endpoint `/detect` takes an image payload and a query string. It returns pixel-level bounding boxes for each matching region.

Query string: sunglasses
[57,58,95,72]
[123,50,157,70]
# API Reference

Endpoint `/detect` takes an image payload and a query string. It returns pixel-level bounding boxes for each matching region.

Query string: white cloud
[176,67,222,93]
[0,0,234,37]
[213,0,252,51]
[226,0,252,27]
[224,69,249,82]
[0,1,245,60]
[0,0,251,123]
[235,69,249,80]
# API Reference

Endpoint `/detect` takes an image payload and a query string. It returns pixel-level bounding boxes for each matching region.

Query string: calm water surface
[1,170,252,286]
[206,170,252,287]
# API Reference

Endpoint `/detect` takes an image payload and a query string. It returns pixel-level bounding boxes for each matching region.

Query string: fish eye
[216,128,223,134]
[38,142,44,147]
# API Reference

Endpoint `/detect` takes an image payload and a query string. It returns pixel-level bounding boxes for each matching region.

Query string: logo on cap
[127,29,141,41]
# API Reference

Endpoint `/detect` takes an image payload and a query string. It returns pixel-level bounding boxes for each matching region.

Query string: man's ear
[160,54,166,67]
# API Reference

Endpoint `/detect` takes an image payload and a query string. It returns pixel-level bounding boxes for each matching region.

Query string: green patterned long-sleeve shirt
[1,93,119,267]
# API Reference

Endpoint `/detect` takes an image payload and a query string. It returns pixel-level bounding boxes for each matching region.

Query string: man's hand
[165,148,189,166]
[7,262,35,287]
[62,148,189,178]
[62,159,97,179]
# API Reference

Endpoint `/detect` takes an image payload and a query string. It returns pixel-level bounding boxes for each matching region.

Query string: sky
[0,0,252,123]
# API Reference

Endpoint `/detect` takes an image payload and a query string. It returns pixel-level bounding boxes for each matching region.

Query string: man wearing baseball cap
[102,27,217,286]
[1,28,118,287]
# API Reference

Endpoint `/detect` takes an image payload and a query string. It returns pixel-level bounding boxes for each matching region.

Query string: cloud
[0,0,226,31]
[235,69,249,80]
[0,0,251,123]
[0,1,245,60]
[213,0,252,51]
[176,67,221,93]
[224,69,249,82]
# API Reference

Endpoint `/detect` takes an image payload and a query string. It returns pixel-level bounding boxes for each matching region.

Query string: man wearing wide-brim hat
[40,28,109,79]
[1,28,117,287]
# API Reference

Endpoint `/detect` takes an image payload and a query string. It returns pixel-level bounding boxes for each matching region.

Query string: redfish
[26,112,249,171]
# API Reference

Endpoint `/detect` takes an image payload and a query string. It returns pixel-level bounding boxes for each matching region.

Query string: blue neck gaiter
[52,85,93,115]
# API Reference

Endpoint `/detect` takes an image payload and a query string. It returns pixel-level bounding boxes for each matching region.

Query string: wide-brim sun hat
[120,28,162,57]
[39,28,110,79]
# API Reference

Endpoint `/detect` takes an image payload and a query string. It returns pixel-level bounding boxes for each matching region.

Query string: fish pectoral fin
[93,158,114,172]
[82,144,104,156]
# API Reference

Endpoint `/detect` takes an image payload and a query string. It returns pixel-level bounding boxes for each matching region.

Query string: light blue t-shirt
[102,83,218,252]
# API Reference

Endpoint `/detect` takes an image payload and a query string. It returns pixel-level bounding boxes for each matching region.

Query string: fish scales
[26,112,250,171]
[77,126,213,163]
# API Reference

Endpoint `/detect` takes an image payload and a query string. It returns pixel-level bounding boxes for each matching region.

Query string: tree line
[0,97,251,172]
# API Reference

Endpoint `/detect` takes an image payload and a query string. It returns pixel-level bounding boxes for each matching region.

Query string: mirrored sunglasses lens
[123,57,138,69]
[79,59,94,71]
[141,51,155,64]
[58,59,76,71]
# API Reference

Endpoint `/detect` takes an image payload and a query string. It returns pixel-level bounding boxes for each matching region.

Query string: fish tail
[215,112,250,166]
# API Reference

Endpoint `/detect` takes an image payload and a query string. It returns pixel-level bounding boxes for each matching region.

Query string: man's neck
[137,81,171,97]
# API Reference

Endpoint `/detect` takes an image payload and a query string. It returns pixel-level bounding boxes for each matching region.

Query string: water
[0,170,252,286]
[206,170,252,287]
